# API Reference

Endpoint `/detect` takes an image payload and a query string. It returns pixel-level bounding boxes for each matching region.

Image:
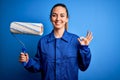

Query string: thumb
[25,53,29,63]
[78,37,85,42]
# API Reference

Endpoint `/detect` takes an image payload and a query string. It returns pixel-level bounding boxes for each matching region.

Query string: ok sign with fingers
[78,31,93,46]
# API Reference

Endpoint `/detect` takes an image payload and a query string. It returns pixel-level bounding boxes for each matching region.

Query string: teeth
[55,22,61,25]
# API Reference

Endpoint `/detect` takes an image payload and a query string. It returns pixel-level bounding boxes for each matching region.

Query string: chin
[54,25,62,29]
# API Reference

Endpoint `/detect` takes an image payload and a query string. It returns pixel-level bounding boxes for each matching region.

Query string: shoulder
[67,31,79,39]
[37,33,51,48]
[66,31,80,47]
[39,33,51,42]
[64,31,80,45]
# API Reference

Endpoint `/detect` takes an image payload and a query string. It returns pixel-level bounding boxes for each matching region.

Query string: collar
[47,30,70,43]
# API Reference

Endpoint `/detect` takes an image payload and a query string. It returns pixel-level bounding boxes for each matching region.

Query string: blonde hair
[65,23,68,30]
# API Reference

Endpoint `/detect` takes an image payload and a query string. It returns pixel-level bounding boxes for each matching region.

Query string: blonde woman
[19,3,93,80]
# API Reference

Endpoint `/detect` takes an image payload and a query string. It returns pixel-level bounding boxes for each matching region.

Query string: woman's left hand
[78,31,93,46]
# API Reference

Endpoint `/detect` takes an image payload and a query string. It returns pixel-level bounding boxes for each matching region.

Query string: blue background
[0,0,120,80]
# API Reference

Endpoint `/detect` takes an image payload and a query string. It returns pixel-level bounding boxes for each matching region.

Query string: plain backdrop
[0,0,120,80]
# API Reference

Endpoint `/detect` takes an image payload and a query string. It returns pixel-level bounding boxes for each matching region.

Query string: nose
[56,15,60,21]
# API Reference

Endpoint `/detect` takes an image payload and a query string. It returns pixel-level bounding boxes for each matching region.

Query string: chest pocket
[63,44,77,56]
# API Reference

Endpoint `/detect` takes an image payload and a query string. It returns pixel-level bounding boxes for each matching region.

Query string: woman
[19,3,93,80]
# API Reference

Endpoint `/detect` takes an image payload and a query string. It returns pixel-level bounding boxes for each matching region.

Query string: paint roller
[10,21,44,53]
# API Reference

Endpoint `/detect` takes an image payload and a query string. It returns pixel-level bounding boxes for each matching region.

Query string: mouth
[55,21,62,25]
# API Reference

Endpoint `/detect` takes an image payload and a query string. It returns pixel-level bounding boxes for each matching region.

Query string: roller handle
[22,47,27,66]
[22,47,26,53]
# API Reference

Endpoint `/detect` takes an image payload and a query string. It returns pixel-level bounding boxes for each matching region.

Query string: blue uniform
[24,30,91,80]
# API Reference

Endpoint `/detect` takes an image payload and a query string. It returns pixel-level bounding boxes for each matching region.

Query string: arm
[77,45,91,71]
[77,31,93,71]
[24,49,42,73]
[19,41,42,73]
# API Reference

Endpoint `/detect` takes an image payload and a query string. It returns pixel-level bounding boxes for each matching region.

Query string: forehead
[52,6,66,13]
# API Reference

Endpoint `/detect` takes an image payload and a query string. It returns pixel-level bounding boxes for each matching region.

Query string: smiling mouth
[55,21,62,25]
[55,23,61,25]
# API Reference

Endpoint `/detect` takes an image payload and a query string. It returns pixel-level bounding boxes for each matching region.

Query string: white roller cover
[10,22,43,35]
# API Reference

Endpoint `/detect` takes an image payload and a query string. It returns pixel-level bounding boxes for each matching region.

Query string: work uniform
[24,30,91,80]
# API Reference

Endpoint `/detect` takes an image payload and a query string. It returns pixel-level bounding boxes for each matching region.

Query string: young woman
[19,3,93,80]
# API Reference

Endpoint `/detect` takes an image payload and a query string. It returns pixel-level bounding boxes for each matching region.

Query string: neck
[54,28,65,38]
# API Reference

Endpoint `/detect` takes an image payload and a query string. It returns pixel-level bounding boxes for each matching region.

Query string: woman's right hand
[19,52,29,63]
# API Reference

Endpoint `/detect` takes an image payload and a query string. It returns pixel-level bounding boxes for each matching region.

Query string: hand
[19,52,29,63]
[78,31,93,46]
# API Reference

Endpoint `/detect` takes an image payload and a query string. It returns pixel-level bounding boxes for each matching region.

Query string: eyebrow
[52,13,65,15]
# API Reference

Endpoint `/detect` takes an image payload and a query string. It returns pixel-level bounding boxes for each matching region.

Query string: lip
[55,22,61,25]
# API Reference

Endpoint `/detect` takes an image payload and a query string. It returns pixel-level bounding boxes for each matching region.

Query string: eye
[61,14,65,17]
[52,14,56,17]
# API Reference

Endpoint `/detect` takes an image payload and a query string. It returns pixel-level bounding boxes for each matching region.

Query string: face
[51,6,68,30]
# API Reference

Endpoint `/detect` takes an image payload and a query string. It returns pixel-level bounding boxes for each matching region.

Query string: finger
[19,59,26,62]
[87,33,93,44]
[20,52,24,55]
[25,53,28,56]
[19,58,25,62]
[78,38,87,45]
[19,56,26,62]
[86,30,89,37]
[79,36,85,41]
[86,31,92,40]
[20,53,25,57]
[89,36,93,42]
[20,52,25,56]
[19,53,25,62]
[86,31,90,39]
[20,55,25,58]
[78,37,85,42]
[88,32,93,41]
[25,53,29,62]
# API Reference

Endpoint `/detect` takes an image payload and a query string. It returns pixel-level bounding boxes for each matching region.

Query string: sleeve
[77,43,91,71]
[24,40,42,73]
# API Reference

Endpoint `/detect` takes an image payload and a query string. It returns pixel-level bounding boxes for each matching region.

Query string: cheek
[51,17,56,22]
[63,18,68,23]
